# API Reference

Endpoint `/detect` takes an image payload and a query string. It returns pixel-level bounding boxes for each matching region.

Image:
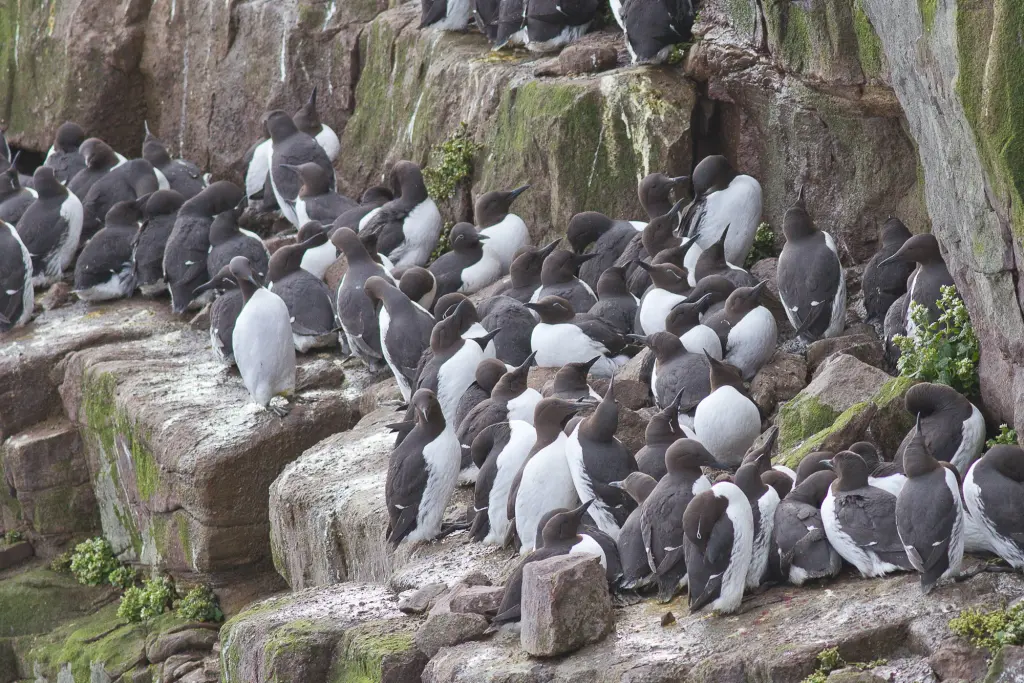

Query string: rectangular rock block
[520,554,613,657]
[2,419,91,492]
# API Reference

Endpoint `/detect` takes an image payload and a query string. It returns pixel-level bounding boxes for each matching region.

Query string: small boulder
[0,541,34,571]
[146,627,219,664]
[448,585,504,617]
[749,351,808,415]
[981,644,1024,682]
[520,554,612,657]
[928,639,989,682]
[398,583,448,615]
[806,334,884,373]
[414,612,489,658]
[40,282,73,311]
[534,44,618,77]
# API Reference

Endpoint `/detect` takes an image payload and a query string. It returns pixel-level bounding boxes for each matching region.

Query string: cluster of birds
[421,0,696,63]
[1,86,1015,624]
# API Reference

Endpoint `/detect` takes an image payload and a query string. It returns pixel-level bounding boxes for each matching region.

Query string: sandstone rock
[529,366,560,395]
[612,350,653,410]
[826,672,887,683]
[520,554,613,657]
[160,653,203,683]
[928,640,989,682]
[459,572,493,588]
[40,282,73,312]
[0,541,34,571]
[414,612,489,658]
[534,43,619,78]
[807,335,884,374]
[750,351,808,415]
[398,583,447,615]
[448,586,504,617]
[146,627,219,664]
[986,645,1024,682]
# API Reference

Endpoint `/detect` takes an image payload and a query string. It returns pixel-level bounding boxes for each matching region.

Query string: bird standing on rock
[469,419,538,545]
[894,382,985,476]
[477,185,530,274]
[0,221,32,332]
[360,161,442,269]
[15,166,83,287]
[682,354,761,467]
[964,445,1024,569]
[683,480,754,614]
[862,217,913,322]
[531,249,598,312]
[527,296,625,378]
[365,275,435,402]
[267,110,336,227]
[679,155,763,267]
[73,199,143,302]
[428,223,502,297]
[192,264,245,366]
[773,470,842,585]
[702,282,777,381]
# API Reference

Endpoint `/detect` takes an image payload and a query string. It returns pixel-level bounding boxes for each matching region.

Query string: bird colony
[0,79,1018,636]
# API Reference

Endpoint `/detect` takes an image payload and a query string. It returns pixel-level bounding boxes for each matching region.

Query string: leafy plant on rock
[893,285,979,396]
[176,585,224,623]
[49,550,73,574]
[118,576,176,623]
[950,604,1024,652]
[2,530,23,545]
[69,537,121,586]
[987,424,1018,449]
[108,565,138,592]
[801,646,887,683]
[422,122,482,202]
[744,222,777,269]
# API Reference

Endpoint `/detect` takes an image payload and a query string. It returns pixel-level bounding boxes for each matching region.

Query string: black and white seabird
[420,0,474,30]
[635,391,686,480]
[821,451,913,577]
[692,226,757,288]
[469,419,538,544]
[616,198,688,295]
[475,294,538,365]
[283,162,356,227]
[638,331,711,415]
[429,223,502,298]
[664,293,722,360]
[683,354,761,467]
[73,199,142,302]
[493,501,600,624]
[683,480,754,614]
[192,264,246,366]
[475,0,501,41]
[636,261,690,334]
[862,218,913,322]
[0,164,36,226]
[540,357,603,401]
[494,238,560,303]
[230,256,296,413]
[879,233,955,341]
[612,472,658,590]
[430,292,498,358]
[510,398,584,553]
[566,211,643,291]
[621,0,695,64]
[895,417,965,593]
[293,221,336,281]
[266,110,336,227]
[207,202,270,281]
[530,507,620,583]
[964,445,1024,569]
[476,185,530,273]
[67,138,126,202]
[141,124,206,199]
[702,281,777,381]
[360,161,442,269]
[733,456,780,590]
[773,470,842,585]
[523,0,599,52]
[333,186,394,230]
[762,470,794,501]
[0,221,32,332]
[588,266,639,335]
[386,388,461,545]
[133,190,185,296]
[15,166,83,287]
[894,383,985,476]
[80,159,160,241]
[455,358,508,431]
[530,249,598,313]
[398,266,437,311]
[267,234,340,352]
[333,227,392,366]
[291,86,342,162]
[457,353,541,479]
[679,155,763,266]
[777,188,846,341]
[44,122,87,185]
[164,181,246,314]
[565,380,640,539]
[637,173,687,223]
[493,0,528,48]
[639,438,727,601]
[527,295,625,378]
[365,275,435,401]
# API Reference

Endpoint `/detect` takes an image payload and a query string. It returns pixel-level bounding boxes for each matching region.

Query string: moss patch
[777,395,841,453]
[956,0,1024,236]
[919,0,937,31]
[0,568,113,638]
[852,0,884,78]
[328,619,419,683]
[778,401,871,469]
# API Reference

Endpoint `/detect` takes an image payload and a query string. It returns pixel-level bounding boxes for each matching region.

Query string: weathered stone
[52,325,360,581]
[0,540,34,570]
[160,653,203,683]
[807,334,885,374]
[448,585,504,617]
[986,645,1024,682]
[146,627,219,664]
[534,41,620,78]
[414,612,489,659]
[776,354,892,452]
[520,554,612,657]
[40,282,74,312]
[750,351,808,415]
[826,672,887,683]
[928,639,988,682]
[398,583,448,615]
[1,419,90,493]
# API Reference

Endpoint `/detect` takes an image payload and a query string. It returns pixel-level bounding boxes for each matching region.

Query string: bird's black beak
[508,185,530,201]
[821,459,835,471]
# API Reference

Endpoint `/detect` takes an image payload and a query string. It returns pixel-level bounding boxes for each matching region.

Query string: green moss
[852,0,884,78]
[874,375,917,406]
[329,620,418,683]
[422,122,482,202]
[0,568,112,638]
[919,0,937,31]
[176,511,193,569]
[772,3,813,71]
[725,0,757,37]
[776,395,841,453]
[956,0,1024,236]
[778,401,872,470]
[951,603,1024,652]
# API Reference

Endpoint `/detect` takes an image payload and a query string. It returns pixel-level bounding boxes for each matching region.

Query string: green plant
[2,530,23,545]
[429,222,455,263]
[950,604,1024,652]
[422,122,482,201]
[665,44,689,65]
[987,424,1018,449]
[69,537,121,586]
[118,576,176,623]
[801,647,887,683]
[176,585,224,623]
[49,550,73,574]
[893,285,979,396]
[744,222,777,269]
[108,565,138,592]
